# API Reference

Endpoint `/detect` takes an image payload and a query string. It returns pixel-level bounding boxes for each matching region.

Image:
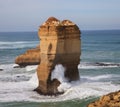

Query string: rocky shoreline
[88,90,120,107]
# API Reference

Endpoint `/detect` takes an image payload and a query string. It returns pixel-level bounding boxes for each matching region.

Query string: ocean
[0,30,120,107]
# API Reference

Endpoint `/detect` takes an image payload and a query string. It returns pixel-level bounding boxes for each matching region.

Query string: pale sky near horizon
[0,0,120,32]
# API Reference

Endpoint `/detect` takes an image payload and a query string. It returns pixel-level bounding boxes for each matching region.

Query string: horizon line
[0,29,120,33]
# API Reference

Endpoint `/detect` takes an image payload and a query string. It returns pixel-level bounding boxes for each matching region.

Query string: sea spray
[29,72,38,88]
[51,64,71,92]
[51,64,67,83]
[26,65,38,72]
[0,41,39,49]
[0,64,120,102]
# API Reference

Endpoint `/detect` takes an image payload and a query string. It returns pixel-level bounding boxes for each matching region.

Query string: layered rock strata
[35,17,81,95]
[88,90,120,107]
[15,45,40,67]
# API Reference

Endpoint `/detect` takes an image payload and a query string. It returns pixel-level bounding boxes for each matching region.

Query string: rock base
[34,79,64,96]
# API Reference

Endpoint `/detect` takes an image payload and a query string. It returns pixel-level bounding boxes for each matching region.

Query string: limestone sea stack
[88,90,120,107]
[35,17,81,95]
[15,45,40,67]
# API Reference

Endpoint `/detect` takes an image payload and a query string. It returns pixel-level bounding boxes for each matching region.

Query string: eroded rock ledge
[88,90,120,107]
[15,45,40,67]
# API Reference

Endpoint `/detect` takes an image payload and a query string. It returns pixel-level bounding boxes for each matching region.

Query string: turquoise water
[0,98,98,107]
[0,30,120,107]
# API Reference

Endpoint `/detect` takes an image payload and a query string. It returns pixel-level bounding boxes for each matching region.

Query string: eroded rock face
[88,90,120,107]
[15,45,40,67]
[36,17,81,95]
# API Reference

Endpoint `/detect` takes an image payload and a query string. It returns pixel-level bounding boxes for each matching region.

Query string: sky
[0,0,120,32]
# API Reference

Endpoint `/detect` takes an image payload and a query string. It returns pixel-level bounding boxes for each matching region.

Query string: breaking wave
[78,62,120,69]
[0,41,39,49]
[0,64,120,102]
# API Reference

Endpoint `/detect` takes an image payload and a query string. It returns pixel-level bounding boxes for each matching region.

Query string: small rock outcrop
[15,46,40,67]
[88,90,120,107]
[0,69,3,71]
[35,17,81,95]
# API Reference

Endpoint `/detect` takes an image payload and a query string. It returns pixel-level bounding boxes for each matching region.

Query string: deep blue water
[0,32,39,64]
[81,30,120,63]
[0,30,120,64]
[0,32,39,42]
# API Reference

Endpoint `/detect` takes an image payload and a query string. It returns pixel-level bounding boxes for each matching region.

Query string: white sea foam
[0,63,120,102]
[26,65,38,71]
[80,74,120,82]
[0,41,39,49]
[78,62,120,69]
[0,64,15,72]
[51,64,71,92]
[0,77,120,102]
[28,72,38,88]
[12,64,19,68]
[51,64,68,83]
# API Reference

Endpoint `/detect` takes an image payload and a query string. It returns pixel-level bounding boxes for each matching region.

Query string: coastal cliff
[88,90,120,107]
[35,17,81,95]
[15,45,40,66]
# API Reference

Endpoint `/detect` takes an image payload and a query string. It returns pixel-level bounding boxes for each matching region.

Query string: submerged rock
[36,17,81,95]
[0,69,3,71]
[15,45,40,67]
[88,90,120,107]
[95,62,120,67]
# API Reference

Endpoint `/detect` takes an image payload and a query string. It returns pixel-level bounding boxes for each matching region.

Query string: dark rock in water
[95,62,120,67]
[36,16,81,95]
[0,69,3,71]
[88,90,120,107]
[34,79,63,96]
[16,76,20,78]
[13,65,25,68]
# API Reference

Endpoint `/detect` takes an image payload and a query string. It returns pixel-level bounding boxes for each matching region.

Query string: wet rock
[34,79,63,96]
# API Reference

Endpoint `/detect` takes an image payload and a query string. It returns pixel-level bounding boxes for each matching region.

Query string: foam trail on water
[29,72,38,88]
[78,62,120,69]
[0,63,120,102]
[26,65,38,72]
[0,41,39,49]
[82,74,119,81]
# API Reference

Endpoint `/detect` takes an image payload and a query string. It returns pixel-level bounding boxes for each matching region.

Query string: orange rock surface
[35,17,81,95]
[88,90,120,107]
[15,45,40,66]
